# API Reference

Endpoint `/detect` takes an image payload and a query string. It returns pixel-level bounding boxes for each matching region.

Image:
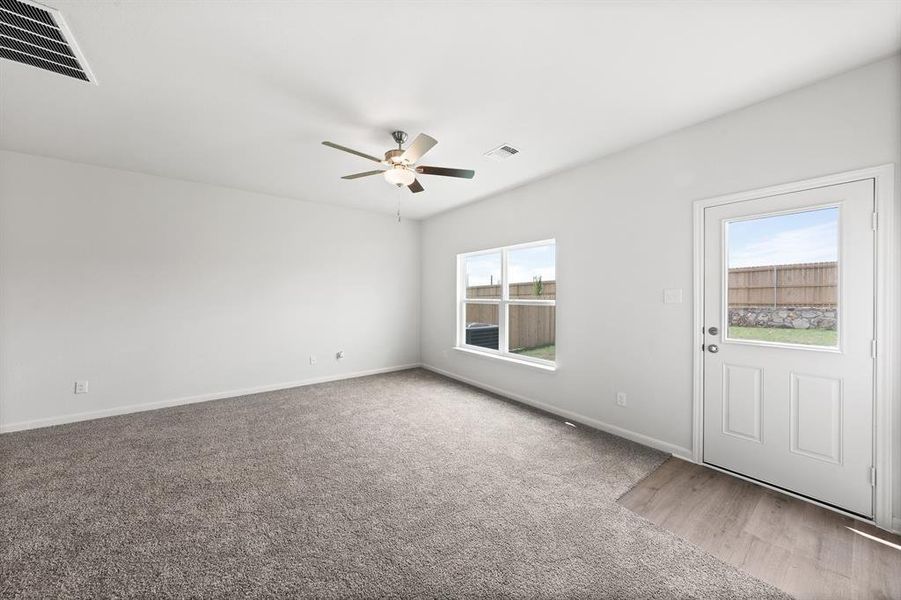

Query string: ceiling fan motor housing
[384,149,405,164]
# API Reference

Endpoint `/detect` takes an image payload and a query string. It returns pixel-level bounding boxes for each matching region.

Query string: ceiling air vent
[0,0,95,82]
[484,144,520,160]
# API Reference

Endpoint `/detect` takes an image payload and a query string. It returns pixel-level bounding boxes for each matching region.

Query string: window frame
[456,239,557,368]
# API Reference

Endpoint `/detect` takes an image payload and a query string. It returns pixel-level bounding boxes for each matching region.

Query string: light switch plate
[663,288,683,304]
[74,381,89,394]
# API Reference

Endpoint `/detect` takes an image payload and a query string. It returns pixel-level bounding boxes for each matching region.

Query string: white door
[703,179,875,517]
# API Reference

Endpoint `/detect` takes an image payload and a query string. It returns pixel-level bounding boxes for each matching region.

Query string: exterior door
[703,179,875,517]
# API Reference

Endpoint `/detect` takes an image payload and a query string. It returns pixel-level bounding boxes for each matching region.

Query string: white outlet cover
[663,288,683,304]
[309,356,317,365]
[616,392,627,406]
[74,381,89,394]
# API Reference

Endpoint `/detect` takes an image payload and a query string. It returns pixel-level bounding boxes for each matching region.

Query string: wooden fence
[463,263,836,349]
[465,281,556,350]
[466,281,556,300]
[728,262,837,307]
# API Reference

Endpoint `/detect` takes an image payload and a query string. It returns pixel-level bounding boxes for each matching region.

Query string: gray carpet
[1,368,789,599]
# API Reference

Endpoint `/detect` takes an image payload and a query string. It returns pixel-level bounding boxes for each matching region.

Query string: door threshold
[702,460,875,524]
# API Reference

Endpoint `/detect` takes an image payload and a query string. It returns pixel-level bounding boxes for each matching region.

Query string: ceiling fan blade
[401,133,438,163]
[415,166,475,179]
[322,141,383,163]
[341,170,385,180]
[408,179,424,193]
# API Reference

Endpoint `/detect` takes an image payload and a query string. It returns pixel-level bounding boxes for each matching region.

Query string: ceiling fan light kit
[322,130,475,194]
[384,166,416,187]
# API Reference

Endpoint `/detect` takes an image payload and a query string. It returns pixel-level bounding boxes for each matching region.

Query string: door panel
[789,373,842,464]
[703,179,874,517]
[722,364,763,443]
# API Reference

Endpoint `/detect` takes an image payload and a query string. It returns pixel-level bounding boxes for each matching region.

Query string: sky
[465,244,556,287]
[727,207,838,269]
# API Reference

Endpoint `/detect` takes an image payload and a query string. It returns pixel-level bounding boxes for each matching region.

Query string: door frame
[691,164,896,532]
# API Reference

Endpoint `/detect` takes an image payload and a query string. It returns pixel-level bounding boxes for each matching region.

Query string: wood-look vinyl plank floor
[618,458,901,600]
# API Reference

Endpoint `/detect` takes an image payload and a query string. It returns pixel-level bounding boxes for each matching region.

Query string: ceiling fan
[322,131,475,193]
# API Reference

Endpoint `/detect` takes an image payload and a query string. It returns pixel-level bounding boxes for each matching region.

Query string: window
[458,240,556,366]
[725,207,838,348]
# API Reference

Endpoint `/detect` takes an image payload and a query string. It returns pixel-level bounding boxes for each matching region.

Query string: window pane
[464,304,499,350]
[508,244,556,299]
[509,304,555,361]
[727,207,838,347]
[464,253,501,299]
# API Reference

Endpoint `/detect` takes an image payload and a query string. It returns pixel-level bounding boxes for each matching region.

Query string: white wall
[420,57,901,516]
[0,151,421,430]
[2,56,898,521]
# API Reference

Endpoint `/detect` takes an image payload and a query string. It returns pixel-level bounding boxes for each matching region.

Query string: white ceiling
[2,1,899,219]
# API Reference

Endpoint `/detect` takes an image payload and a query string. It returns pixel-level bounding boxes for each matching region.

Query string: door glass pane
[464,303,499,350]
[507,244,556,299]
[509,304,555,361]
[464,253,501,299]
[726,207,838,347]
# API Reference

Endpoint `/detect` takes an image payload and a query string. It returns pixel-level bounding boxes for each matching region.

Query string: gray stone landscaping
[728,306,837,330]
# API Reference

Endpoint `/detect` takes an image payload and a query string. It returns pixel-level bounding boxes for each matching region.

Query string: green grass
[511,344,556,361]
[728,326,837,346]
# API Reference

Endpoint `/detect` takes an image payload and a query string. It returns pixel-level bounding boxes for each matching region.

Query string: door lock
[708,326,719,336]
[707,344,719,353]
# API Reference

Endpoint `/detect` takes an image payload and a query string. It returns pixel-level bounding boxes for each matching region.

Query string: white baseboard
[670,452,700,465]
[0,363,422,434]
[421,363,693,460]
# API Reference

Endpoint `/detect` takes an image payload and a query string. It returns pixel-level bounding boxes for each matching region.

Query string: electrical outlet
[309,355,317,365]
[74,381,89,394]
[616,392,627,407]
[336,350,345,360]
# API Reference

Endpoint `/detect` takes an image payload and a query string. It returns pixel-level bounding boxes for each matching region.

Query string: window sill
[453,346,557,372]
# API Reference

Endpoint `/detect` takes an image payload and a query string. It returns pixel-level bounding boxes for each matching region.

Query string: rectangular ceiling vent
[0,0,95,82]
[484,144,520,160]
